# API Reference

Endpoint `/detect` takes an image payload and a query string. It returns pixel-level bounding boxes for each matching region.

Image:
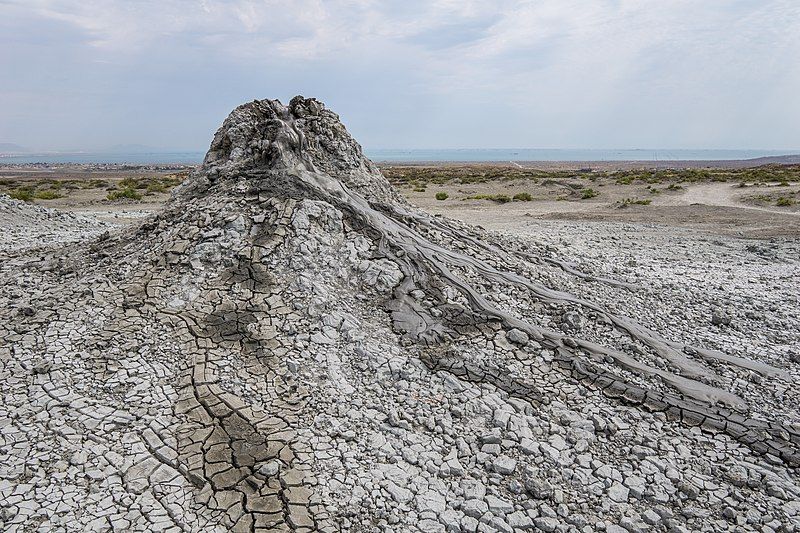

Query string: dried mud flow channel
[1,97,799,532]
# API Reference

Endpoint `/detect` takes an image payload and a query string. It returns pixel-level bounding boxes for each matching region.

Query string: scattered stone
[506,328,529,346]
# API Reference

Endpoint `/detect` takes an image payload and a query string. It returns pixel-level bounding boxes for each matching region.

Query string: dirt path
[677,183,800,217]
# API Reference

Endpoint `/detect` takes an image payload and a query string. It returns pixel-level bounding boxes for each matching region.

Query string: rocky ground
[1,97,798,533]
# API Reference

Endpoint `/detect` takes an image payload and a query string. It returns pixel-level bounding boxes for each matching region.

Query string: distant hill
[742,154,800,165]
[0,143,28,153]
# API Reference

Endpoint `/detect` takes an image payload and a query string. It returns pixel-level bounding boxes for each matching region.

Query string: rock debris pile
[1,97,798,532]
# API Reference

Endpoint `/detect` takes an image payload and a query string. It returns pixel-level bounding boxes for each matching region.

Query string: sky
[1,0,799,152]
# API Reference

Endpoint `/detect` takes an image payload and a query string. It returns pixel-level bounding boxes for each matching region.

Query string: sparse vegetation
[512,192,532,201]
[580,188,598,199]
[33,190,62,200]
[435,192,448,200]
[119,177,144,189]
[465,194,511,203]
[107,187,143,201]
[8,188,34,202]
[381,164,800,190]
[0,171,189,205]
[666,183,684,191]
[776,197,795,207]
[619,198,652,208]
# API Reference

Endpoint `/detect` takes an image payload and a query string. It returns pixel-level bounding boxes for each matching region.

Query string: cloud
[0,0,798,150]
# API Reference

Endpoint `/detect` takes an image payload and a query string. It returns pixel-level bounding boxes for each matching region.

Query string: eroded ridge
[1,97,798,531]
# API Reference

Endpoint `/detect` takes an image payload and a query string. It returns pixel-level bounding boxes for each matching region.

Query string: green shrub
[33,190,62,200]
[512,192,532,201]
[9,188,34,201]
[146,182,167,194]
[435,192,449,200]
[107,187,142,201]
[619,198,652,207]
[86,179,109,189]
[581,188,598,199]
[43,180,63,190]
[465,193,510,203]
[667,183,684,191]
[776,197,795,207]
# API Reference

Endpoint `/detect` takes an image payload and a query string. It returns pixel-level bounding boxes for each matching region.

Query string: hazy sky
[1,0,799,151]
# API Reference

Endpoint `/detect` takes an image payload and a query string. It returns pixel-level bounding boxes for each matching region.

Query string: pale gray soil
[1,115,799,533]
[2,188,798,532]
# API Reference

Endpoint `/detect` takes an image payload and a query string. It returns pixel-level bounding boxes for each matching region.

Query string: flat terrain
[0,164,191,224]
[382,163,800,239]
[4,162,797,238]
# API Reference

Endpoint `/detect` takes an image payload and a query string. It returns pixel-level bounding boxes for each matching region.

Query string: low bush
[619,198,652,208]
[465,193,511,203]
[33,190,62,200]
[107,187,142,201]
[9,188,34,201]
[435,192,448,200]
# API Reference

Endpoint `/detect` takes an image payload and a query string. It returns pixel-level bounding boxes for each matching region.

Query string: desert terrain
[1,100,798,533]
[2,161,798,237]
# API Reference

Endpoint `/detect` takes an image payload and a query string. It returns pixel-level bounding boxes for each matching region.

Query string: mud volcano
[1,97,798,532]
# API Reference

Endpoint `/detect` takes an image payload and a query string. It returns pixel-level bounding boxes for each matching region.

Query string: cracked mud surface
[1,97,799,532]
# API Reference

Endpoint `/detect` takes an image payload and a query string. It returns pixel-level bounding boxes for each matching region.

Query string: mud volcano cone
[2,96,797,532]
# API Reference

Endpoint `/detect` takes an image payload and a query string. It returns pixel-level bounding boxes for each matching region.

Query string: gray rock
[439,510,463,533]
[642,510,661,525]
[485,495,514,515]
[386,481,413,503]
[461,480,487,500]
[461,516,479,533]
[258,460,281,477]
[506,328,529,346]
[507,511,534,529]
[534,517,559,532]
[493,455,517,475]
[607,482,629,503]
[525,479,553,500]
[711,308,732,326]
[419,518,446,533]
[462,499,489,518]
